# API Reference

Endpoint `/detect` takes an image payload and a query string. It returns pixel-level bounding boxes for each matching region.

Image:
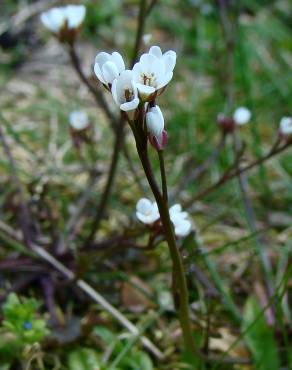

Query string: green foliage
[94,326,153,370]
[67,348,102,370]
[65,327,154,370]
[242,296,280,370]
[0,293,49,362]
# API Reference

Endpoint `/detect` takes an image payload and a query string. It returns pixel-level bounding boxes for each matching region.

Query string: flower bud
[69,111,89,131]
[279,116,292,138]
[233,107,251,126]
[217,113,235,133]
[146,105,167,150]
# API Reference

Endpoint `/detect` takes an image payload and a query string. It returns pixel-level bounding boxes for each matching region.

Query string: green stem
[135,139,196,354]
[158,150,168,203]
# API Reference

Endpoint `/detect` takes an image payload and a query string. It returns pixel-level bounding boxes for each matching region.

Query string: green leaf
[242,296,280,370]
[67,348,101,370]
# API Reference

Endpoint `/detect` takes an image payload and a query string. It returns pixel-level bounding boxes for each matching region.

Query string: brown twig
[184,133,291,208]
[131,0,148,67]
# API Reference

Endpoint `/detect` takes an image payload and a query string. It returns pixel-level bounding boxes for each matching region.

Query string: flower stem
[158,150,168,203]
[84,117,125,245]
[135,139,196,354]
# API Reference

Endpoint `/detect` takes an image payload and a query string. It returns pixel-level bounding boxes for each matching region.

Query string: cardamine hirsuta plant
[92,45,200,352]
[0,2,291,367]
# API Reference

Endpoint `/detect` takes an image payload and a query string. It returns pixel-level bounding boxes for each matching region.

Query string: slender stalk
[134,134,196,354]
[158,150,168,203]
[131,0,148,66]
[84,117,125,245]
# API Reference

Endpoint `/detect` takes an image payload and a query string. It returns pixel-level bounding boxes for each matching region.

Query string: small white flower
[279,116,292,136]
[136,198,160,224]
[233,107,251,126]
[69,111,89,130]
[94,51,125,86]
[169,204,192,237]
[40,5,86,34]
[111,70,139,113]
[146,105,164,142]
[132,46,176,100]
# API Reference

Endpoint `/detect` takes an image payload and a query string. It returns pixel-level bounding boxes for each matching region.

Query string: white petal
[40,8,65,32]
[136,83,155,96]
[175,220,191,237]
[94,63,106,84]
[120,98,139,112]
[102,61,119,84]
[149,45,163,58]
[169,204,182,215]
[137,198,152,213]
[66,5,86,29]
[114,70,134,103]
[163,51,176,73]
[157,72,173,89]
[95,52,111,67]
[140,53,159,73]
[111,79,119,105]
[136,212,157,224]
[111,52,125,73]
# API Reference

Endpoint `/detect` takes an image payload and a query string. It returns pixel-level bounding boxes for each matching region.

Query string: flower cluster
[136,198,192,237]
[94,46,177,150]
[40,5,86,43]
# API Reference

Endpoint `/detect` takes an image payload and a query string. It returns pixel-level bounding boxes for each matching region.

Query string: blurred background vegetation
[0,0,291,369]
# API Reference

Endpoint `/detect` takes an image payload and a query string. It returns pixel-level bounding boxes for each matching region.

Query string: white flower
[40,5,86,34]
[94,51,125,86]
[132,46,176,99]
[233,107,251,126]
[111,70,139,113]
[169,204,192,237]
[148,46,177,74]
[136,198,160,224]
[279,116,292,136]
[146,105,167,150]
[69,111,89,130]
